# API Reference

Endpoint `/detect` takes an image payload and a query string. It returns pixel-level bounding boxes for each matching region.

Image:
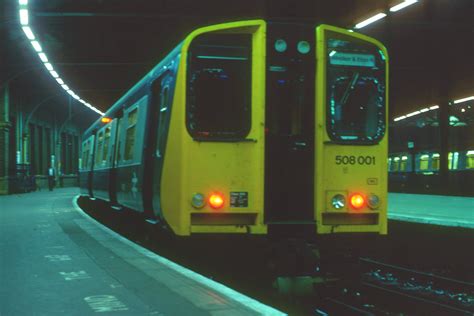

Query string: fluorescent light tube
[390,0,418,12]
[355,13,387,29]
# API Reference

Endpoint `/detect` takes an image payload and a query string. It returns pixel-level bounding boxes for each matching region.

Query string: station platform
[388,193,474,229]
[0,188,284,316]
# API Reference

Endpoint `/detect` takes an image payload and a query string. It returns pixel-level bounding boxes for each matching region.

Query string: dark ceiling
[1,0,473,125]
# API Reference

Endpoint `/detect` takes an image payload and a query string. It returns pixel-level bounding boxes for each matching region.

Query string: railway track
[359,257,474,315]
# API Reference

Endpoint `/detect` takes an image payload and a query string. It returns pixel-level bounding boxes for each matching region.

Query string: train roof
[83,42,183,139]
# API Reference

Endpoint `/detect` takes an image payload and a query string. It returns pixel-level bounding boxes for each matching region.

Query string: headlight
[367,194,380,209]
[191,193,205,209]
[332,194,346,209]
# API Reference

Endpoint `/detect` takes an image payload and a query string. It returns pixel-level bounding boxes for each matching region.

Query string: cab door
[149,72,175,219]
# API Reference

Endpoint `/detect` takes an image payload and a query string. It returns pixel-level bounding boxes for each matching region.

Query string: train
[79,20,388,244]
[388,101,474,196]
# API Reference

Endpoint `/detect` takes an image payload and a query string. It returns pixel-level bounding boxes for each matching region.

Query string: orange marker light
[101,117,112,124]
[350,194,365,209]
[209,193,224,209]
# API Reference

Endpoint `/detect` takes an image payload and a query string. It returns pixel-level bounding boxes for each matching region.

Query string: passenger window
[124,108,138,161]
[419,154,429,171]
[102,127,111,165]
[95,131,104,165]
[431,153,440,170]
[393,157,400,172]
[187,34,252,140]
[400,156,408,172]
[466,151,474,169]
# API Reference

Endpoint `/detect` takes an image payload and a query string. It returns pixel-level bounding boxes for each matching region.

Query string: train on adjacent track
[79,20,388,243]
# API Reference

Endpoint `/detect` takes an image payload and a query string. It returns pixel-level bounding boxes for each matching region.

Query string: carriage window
[466,151,474,169]
[187,34,252,140]
[124,108,138,161]
[102,127,111,165]
[326,31,386,143]
[95,131,104,165]
[431,153,440,170]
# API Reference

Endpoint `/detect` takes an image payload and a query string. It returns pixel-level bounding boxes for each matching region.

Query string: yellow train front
[80,20,388,240]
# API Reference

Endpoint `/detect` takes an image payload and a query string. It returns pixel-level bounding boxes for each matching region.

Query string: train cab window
[102,126,111,165]
[187,34,252,140]
[325,32,386,143]
[95,131,104,165]
[124,108,138,161]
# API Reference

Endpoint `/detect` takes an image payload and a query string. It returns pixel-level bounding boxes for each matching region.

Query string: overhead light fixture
[44,63,54,71]
[19,9,28,25]
[390,0,418,12]
[453,96,474,104]
[21,26,34,40]
[38,52,48,62]
[329,50,337,57]
[18,0,105,117]
[354,13,387,29]
[429,105,439,110]
[30,40,42,52]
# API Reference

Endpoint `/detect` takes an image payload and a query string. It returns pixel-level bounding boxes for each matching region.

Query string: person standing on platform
[48,166,55,191]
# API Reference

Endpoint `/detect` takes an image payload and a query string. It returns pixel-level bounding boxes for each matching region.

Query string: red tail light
[209,193,224,209]
[350,194,365,209]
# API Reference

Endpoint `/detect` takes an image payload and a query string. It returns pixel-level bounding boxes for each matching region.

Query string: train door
[149,72,175,219]
[265,23,316,228]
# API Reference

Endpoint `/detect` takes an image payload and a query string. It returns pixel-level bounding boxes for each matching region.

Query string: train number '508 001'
[335,155,376,165]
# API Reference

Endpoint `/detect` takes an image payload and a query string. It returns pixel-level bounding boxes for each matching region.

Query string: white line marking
[59,270,91,281]
[45,254,71,262]
[84,295,129,313]
[72,196,286,315]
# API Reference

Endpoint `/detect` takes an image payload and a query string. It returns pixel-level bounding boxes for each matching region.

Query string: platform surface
[0,188,284,316]
[388,193,474,228]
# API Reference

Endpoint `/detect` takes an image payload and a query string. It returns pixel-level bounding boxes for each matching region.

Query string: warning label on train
[230,192,248,207]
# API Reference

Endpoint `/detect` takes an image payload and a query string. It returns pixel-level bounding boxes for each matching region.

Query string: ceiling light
[453,96,474,104]
[19,9,28,25]
[30,40,42,52]
[21,26,34,40]
[38,52,48,62]
[354,13,387,29]
[61,84,69,90]
[50,70,59,78]
[394,115,406,121]
[329,50,337,57]
[390,0,418,12]
[19,0,28,5]
[429,105,439,110]
[56,78,64,85]
[44,63,53,71]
